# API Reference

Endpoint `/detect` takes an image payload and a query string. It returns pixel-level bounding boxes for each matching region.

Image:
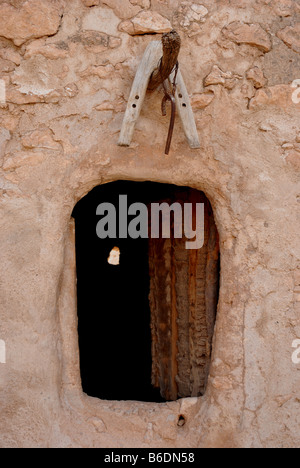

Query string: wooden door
[149,189,219,400]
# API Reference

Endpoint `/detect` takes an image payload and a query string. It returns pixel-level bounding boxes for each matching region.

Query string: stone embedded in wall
[2,151,45,171]
[0,0,63,46]
[0,58,15,74]
[286,150,300,170]
[223,22,272,52]
[204,65,230,86]
[95,96,126,113]
[63,83,79,99]
[80,64,115,79]
[0,47,21,66]
[81,0,100,6]
[101,0,142,19]
[25,39,69,60]
[119,11,172,35]
[31,32,123,59]
[130,0,151,8]
[82,7,121,36]
[282,142,294,150]
[277,24,300,53]
[76,31,110,50]
[21,129,62,152]
[95,102,115,112]
[273,0,294,17]
[109,37,122,49]
[11,51,80,100]
[88,417,107,434]
[0,128,10,160]
[249,84,297,110]
[211,376,233,391]
[204,65,241,90]
[6,81,78,105]
[6,87,43,105]
[70,32,122,54]
[191,92,215,110]
[0,114,20,133]
[246,67,268,89]
[176,3,209,29]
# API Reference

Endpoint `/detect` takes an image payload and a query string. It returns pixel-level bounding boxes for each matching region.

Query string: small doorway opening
[72,181,220,403]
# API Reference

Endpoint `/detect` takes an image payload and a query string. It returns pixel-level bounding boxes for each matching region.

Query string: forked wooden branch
[148,30,181,91]
[118,32,200,151]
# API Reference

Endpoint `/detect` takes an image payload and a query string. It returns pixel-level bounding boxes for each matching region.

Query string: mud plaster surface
[0,0,299,448]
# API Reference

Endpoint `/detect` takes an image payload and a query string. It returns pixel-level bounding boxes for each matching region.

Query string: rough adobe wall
[0,0,299,448]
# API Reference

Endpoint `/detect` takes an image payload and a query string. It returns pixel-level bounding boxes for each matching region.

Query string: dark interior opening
[72,181,220,403]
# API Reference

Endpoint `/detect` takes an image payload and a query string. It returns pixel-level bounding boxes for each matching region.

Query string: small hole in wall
[177,415,186,427]
[135,95,140,100]
[182,103,187,108]
[132,104,137,108]
[178,93,183,98]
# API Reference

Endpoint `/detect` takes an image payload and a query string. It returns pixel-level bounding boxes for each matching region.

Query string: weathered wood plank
[149,189,219,400]
[118,41,162,147]
[170,69,201,149]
